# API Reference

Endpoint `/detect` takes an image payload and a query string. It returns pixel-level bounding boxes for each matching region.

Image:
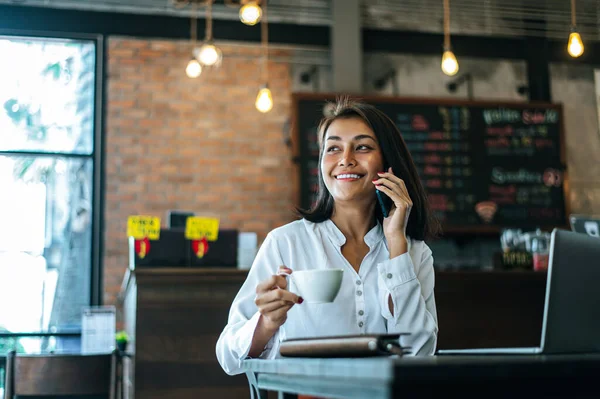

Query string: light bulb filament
[197,43,222,66]
[441,50,459,76]
[186,59,202,78]
[240,2,262,26]
[255,87,273,113]
[568,31,584,58]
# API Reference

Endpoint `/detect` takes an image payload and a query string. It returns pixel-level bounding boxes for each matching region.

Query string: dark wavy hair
[296,97,440,241]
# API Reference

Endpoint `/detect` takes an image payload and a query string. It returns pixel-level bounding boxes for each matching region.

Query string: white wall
[363,53,528,101]
[551,63,600,216]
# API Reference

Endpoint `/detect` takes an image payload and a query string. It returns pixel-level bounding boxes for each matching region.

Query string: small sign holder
[185,216,220,258]
[127,215,161,260]
[81,306,116,354]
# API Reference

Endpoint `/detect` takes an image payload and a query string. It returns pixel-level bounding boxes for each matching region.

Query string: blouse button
[358,310,364,316]
[356,280,361,285]
[358,321,364,328]
[357,290,362,296]
[387,273,393,279]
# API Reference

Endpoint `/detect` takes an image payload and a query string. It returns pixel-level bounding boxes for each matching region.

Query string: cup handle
[277,269,290,280]
[276,269,295,293]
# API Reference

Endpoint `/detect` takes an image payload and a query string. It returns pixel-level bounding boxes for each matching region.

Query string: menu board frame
[291,92,570,234]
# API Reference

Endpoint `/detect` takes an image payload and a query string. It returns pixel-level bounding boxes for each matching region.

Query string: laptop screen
[541,229,600,353]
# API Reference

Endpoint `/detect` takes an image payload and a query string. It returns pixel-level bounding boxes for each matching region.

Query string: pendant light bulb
[255,86,273,113]
[441,49,459,76]
[568,30,584,58]
[186,58,202,78]
[197,43,222,66]
[240,1,262,26]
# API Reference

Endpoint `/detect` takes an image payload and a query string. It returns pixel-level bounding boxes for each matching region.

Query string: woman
[216,97,440,375]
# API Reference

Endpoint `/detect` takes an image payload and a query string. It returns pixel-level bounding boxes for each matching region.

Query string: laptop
[438,228,600,355]
[570,214,600,238]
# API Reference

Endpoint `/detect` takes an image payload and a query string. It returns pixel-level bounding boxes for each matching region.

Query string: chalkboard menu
[293,93,569,232]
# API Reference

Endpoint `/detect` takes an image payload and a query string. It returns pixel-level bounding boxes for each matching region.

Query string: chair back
[4,350,116,399]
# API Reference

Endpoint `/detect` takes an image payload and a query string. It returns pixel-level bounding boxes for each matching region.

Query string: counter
[119,267,547,398]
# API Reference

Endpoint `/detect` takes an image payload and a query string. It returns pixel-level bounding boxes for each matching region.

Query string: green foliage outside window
[0,326,26,355]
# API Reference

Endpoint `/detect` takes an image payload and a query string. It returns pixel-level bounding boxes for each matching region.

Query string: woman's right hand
[254,266,303,332]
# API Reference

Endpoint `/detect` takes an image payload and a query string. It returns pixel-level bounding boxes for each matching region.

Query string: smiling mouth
[335,174,364,180]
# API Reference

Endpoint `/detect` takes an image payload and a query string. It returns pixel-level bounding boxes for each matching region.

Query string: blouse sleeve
[215,233,285,375]
[376,241,438,355]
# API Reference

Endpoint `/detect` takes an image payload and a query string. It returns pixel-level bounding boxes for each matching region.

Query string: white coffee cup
[284,269,344,304]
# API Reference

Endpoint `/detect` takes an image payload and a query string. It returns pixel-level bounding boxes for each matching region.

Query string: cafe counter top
[244,354,600,398]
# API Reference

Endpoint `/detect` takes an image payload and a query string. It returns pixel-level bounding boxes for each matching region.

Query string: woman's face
[321,117,385,205]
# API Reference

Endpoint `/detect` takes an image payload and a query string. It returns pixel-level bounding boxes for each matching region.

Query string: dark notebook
[280,334,411,358]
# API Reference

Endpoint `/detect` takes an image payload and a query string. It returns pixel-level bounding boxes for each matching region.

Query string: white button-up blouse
[216,218,438,375]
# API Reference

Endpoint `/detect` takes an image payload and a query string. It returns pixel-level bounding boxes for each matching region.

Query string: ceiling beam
[0,4,329,47]
[1,4,599,65]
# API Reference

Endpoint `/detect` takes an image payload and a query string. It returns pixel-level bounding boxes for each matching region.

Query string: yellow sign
[127,216,161,240]
[185,217,220,241]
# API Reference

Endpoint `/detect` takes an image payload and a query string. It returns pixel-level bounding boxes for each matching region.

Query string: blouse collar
[322,218,385,249]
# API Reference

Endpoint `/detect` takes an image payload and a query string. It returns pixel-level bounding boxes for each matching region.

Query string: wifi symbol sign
[475,201,498,223]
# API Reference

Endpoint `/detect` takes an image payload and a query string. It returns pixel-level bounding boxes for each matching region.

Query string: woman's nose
[338,149,356,167]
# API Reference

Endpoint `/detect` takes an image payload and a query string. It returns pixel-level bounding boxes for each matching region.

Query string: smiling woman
[216,97,441,376]
[299,97,440,241]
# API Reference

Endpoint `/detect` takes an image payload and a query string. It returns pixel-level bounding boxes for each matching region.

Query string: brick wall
[105,37,296,306]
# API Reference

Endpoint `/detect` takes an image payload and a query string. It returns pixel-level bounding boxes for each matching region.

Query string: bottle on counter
[531,229,550,272]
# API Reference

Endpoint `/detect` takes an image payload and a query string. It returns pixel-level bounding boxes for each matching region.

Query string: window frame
[0,29,106,339]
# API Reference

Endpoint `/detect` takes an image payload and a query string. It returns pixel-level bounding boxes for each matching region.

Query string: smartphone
[376,189,393,218]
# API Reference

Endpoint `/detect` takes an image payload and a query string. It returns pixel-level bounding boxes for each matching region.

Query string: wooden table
[244,354,600,399]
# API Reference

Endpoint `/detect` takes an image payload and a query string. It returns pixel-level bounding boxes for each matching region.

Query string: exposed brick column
[104,37,296,306]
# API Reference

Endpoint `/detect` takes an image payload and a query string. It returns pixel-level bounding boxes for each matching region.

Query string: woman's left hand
[373,167,412,255]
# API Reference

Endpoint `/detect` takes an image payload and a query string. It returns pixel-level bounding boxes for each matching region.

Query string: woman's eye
[326,144,372,153]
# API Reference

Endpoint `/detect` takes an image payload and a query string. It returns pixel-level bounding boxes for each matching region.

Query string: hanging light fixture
[441,0,459,76]
[239,0,262,26]
[255,85,273,113]
[223,0,262,26]
[186,58,202,78]
[196,43,222,66]
[197,0,222,67]
[568,0,584,58]
[174,0,222,75]
[255,0,273,113]
[185,2,202,78]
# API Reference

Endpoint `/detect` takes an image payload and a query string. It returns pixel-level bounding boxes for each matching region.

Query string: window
[0,33,103,366]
